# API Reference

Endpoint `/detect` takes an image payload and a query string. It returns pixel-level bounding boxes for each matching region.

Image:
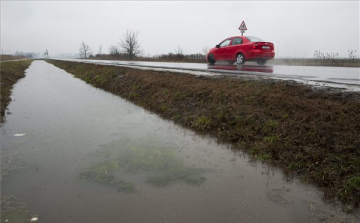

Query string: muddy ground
[0,60,33,123]
[45,59,360,208]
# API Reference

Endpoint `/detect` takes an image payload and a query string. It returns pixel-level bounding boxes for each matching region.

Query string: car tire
[257,59,267,65]
[236,53,245,65]
[208,54,216,65]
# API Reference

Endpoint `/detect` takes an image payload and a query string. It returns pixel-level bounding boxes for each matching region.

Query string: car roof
[228,36,247,38]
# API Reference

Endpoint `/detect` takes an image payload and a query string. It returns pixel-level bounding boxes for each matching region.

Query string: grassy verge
[0,60,33,123]
[46,59,360,208]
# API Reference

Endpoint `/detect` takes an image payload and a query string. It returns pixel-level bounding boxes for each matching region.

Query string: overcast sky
[1,1,359,58]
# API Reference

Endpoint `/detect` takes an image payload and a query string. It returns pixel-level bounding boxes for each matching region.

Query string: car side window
[219,39,231,47]
[231,37,243,45]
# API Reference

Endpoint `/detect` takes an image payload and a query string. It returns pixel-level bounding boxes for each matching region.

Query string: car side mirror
[216,44,220,48]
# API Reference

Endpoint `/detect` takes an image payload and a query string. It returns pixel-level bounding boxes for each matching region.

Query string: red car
[207,36,275,65]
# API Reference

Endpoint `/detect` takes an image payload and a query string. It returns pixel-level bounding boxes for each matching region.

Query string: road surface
[57,59,360,91]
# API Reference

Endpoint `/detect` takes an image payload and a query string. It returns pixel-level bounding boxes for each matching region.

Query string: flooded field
[1,61,358,223]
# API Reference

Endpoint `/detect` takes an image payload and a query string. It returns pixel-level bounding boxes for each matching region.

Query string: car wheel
[228,61,235,65]
[257,59,267,65]
[208,54,216,65]
[236,53,245,65]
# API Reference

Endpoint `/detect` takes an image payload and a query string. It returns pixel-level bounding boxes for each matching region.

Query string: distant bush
[93,52,207,63]
[268,49,359,67]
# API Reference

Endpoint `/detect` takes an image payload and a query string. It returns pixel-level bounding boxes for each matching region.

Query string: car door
[215,39,231,60]
[227,37,243,60]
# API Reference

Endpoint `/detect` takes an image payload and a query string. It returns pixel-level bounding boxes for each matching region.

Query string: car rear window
[246,36,264,42]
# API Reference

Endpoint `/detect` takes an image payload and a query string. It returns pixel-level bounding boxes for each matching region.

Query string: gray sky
[1,1,359,58]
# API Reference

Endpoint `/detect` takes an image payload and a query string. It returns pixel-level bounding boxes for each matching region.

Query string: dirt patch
[0,60,33,123]
[47,59,360,208]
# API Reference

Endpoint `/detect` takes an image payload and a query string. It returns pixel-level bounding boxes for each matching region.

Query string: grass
[47,59,360,208]
[0,60,33,123]
[192,116,211,130]
[0,54,29,62]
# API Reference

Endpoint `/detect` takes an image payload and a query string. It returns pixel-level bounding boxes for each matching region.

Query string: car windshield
[246,36,264,42]
[219,39,231,47]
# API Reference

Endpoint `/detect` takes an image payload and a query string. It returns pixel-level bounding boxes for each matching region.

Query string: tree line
[79,29,208,62]
[79,30,142,60]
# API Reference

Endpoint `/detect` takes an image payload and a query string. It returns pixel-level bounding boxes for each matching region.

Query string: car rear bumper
[247,50,275,60]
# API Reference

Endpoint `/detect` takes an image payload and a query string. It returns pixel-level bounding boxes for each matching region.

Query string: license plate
[262,46,270,49]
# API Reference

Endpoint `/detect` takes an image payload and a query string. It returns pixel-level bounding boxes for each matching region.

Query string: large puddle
[1,61,358,223]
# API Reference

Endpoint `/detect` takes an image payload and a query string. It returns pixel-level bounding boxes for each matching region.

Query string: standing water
[1,61,357,223]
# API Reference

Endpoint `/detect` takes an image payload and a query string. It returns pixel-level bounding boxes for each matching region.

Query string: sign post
[238,21,247,36]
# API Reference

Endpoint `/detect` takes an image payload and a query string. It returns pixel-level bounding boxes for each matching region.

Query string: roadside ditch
[46,59,360,209]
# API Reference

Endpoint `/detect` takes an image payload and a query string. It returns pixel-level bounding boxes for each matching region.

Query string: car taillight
[252,43,259,49]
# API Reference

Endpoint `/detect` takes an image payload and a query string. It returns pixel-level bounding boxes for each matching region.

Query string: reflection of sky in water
[1,61,358,223]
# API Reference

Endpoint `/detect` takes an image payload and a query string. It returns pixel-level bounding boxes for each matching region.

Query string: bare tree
[98,45,102,55]
[174,46,184,60]
[202,46,210,56]
[79,41,91,58]
[174,46,183,55]
[119,30,141,60]
[109,45,120,55]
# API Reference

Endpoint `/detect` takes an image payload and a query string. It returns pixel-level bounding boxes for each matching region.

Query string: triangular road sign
[239,21,247,30]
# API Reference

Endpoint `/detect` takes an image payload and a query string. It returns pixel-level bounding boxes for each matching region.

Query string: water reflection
[80,138,208,191]
[207,64,274,73]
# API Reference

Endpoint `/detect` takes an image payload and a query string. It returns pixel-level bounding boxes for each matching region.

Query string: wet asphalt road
[57,59,360,91]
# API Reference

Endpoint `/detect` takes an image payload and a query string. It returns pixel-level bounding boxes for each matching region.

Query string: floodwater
[1,60,358,223]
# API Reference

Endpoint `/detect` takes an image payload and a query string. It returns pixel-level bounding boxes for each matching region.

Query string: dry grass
[0,54,29,62]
